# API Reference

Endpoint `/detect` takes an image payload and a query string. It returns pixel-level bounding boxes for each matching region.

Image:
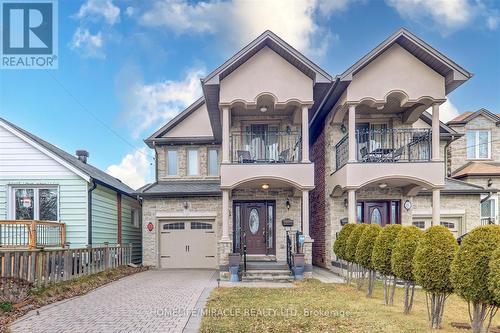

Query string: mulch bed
[0,266,148,333]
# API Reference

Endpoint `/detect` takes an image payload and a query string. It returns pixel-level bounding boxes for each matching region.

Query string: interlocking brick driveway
[10,269,217,333]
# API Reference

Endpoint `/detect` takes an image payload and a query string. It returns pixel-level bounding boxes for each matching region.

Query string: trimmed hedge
[451,225,500,305]
[413,225,458,294]
[345,224,368,263]
[372,224,403,276]
[489,246,500,304]
[391,226,423,282]
[355,224,382,269]
[333,223,358,260]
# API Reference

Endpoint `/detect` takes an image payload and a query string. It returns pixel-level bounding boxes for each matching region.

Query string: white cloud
[386,0,499,34]
[125,6,135,17]
[427,99,459,122]
[76,0,121,25]
[70,27,105,59]
[138,0,353,58]
[106,148,152,190]
[120,66,206,138]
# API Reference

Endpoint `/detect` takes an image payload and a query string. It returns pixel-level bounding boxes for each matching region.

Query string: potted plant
[228,253,241,282]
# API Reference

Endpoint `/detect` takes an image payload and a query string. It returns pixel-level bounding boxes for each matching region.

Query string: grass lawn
[200,279,500,333]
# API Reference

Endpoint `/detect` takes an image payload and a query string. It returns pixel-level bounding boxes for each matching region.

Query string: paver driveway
[10,269,217,333]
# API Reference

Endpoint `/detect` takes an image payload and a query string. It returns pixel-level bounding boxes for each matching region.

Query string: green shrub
[345,224,368,263]
[355,224,382,269]
[391,226,423,282]
[333,223,357,260]
[489,246,500,304]
[372,224,403,276]
[0,301,12,312]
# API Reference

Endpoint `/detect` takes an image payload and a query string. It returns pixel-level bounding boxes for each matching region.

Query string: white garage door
[159,221,216,269]
[412,217,461,238]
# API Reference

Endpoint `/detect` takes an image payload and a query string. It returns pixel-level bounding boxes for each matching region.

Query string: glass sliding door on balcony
[230,126,302,163]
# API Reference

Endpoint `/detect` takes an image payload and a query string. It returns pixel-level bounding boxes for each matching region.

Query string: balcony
[0,220,66,249]
[330,128,444,192]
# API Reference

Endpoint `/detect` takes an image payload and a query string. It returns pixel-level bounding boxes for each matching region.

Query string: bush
[0,301,12,312]
[413,225,458,329]
[356,224,382,269]
[392,226,423,282]
[489,247,500,305]
[372,224,403,276]
[333,223,357,261]
[345,224,368,263]
[451,225,500,333]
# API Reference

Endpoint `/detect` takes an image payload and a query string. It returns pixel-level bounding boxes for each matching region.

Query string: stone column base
[218,239,232,280]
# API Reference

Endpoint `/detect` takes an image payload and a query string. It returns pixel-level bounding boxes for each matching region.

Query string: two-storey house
[139,28,490,278]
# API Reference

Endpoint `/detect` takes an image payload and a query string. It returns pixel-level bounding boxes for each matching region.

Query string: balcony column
[432,104,440,161]
[222,106,230,163]
[432,188,440,226]
[302,190,310,237]
[301,105,310,163]
[348,105,357,162]
[348,189,356,223]
[221,189,231,241]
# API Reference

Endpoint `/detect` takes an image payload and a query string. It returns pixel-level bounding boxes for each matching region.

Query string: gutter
[481,192,493,203]
[87,179,97,246]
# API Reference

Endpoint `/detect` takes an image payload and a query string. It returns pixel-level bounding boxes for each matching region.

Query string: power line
[46,71,154,162]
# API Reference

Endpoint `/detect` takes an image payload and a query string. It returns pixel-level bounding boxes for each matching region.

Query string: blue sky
[1,0,499,189]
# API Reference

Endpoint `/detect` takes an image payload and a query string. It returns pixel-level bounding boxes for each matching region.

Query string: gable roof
[0,117,136,196]
[419,178,493,195]
[447,108,500,125]
[453,161,500,179]
[201,30,334,142]
[144,97,216,147]
[339,28,472,94]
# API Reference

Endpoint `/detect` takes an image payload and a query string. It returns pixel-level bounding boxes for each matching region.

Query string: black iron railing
[230,130,302,163]
[335,128,432,170]
[286,231,301,271]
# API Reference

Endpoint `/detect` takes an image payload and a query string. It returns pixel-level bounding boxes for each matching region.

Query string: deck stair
[242,260,293,282]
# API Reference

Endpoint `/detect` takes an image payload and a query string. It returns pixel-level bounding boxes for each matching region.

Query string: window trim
[207,148,219,177]
[466,129,491,160]
[166,149,178,176]
[187,149,200,176]
[131,208,140,228]
[8,185,60,221]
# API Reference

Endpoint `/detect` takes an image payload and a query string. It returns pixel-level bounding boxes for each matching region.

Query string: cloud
[76,0,121,25]
[69,27,105,59]
[138,0,354,58]
[106,148,152,190]
[118,65,206,138]
[386,0,499,34]
[427,99,459,122]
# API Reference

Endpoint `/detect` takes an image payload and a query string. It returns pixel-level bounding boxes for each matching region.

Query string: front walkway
[10,269,217,333]
[312,266,345,283]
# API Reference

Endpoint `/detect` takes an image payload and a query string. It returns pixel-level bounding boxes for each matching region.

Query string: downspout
[153,141,158,183]
[88,179,97,246]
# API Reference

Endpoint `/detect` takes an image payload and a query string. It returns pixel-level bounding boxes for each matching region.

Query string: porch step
[242,269,293,283]
[246,255,277,262]
[245,261,288,271]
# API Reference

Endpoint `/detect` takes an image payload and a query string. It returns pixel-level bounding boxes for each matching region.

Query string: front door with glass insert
[233,201,275,255]
[357,200,400,226]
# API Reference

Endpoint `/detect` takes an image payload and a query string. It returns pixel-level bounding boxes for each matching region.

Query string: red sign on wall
[147,222,154,232]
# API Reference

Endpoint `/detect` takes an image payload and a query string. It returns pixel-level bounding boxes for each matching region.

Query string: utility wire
[46,71,154,162]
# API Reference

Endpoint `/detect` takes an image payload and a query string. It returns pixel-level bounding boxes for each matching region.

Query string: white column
[432,104,440,161]
[302,190,310,237]
[348,105,357,162]
[348,189,356,223]
[221,189,230,241]
[432,188,440,226]
[222,106,230,163]
[301,105,310,163]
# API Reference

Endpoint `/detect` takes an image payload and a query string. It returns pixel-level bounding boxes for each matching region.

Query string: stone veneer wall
[310,126,326,267]
[142,196,222,267]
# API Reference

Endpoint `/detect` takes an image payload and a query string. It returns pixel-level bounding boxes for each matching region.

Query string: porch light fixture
[261,183,270,190]
[285,198,291,210]
[259,106,268,113]
[378,183,388,189]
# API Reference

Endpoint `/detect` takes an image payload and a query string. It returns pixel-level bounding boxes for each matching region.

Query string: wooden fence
[0,244,132,286]
[0,220,66,249]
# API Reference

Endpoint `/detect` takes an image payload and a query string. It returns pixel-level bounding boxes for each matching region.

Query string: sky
[1,0,499,190]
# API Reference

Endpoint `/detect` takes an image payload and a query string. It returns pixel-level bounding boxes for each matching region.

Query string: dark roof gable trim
[447,108,500,125]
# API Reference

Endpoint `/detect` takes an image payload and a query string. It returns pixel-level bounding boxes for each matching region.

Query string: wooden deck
[0,220,66,249]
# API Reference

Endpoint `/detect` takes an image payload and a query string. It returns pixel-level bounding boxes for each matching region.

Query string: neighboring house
[138,28,490,278]
[447,108,500,225]
[0,118,142,263]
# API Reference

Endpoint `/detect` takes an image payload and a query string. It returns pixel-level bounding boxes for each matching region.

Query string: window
[187,149,199,175]
[167,150,178,176]
[162,222,185,230]
[131,208,140,227]
[441,221,455,229]
[208,149,219,176]
[481,199,494,218]
[191,222,213,229]
[466,130,490,159]
[12,187,58,221]
[413,221,425,229]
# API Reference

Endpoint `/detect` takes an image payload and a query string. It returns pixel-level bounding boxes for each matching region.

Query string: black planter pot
[293,253,305,267]
[228,253,241,267]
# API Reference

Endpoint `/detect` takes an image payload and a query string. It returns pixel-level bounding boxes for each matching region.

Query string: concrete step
[242,274,294,283]
[245,261,288,271]
[242,269,294,282]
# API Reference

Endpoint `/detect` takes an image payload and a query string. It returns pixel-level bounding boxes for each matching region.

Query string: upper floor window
[11,187,58,221]
[187,149,199,176]
[131,208,140,227]
[467,130,490,159]
[208,149,219,176]
[167,150,178,176]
